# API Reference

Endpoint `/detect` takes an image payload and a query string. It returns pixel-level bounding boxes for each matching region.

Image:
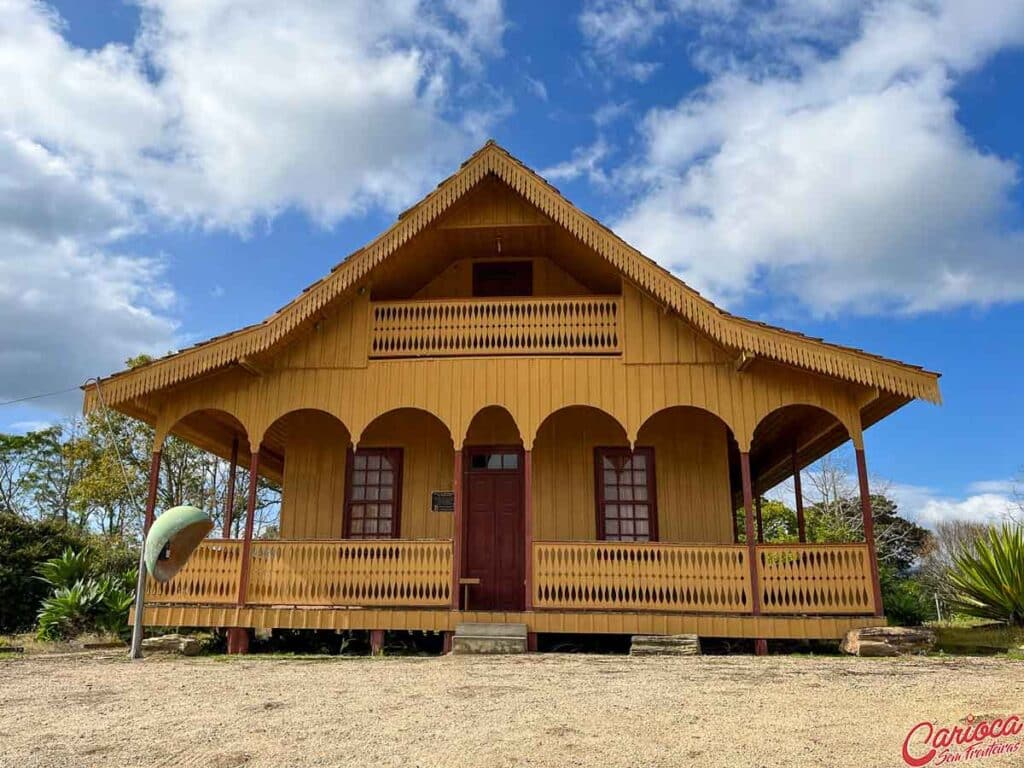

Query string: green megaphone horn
[144,505,214,582]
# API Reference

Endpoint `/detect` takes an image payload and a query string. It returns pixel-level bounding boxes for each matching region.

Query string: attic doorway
[472,260,533,297]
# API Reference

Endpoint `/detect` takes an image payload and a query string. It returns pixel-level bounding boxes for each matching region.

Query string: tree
[918,520,990,604]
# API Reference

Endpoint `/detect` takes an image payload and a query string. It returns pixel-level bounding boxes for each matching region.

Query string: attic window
[472,261,533,297]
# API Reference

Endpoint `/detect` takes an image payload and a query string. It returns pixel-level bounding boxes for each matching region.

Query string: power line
[0,384,83,408]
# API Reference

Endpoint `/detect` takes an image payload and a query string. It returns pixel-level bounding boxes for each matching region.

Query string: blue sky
[1,0,1022,526]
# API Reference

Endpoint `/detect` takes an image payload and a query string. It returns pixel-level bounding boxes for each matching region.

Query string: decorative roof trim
[84,141,941,411]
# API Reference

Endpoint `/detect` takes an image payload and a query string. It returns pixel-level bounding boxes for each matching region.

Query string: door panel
[463,450,524,611]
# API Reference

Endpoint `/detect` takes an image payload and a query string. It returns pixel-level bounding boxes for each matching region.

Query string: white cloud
[525,75,549,101]
[888,481,1015,528]
[0,0,508,410]
[588,0,1024,315]
[541,138,611,186]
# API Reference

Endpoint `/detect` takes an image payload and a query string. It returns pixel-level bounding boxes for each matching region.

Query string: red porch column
[855,448,885,618]
[450,448,464,611]
[236,447,260,606]
[755,495,764,544]
[792,453,806,543]
[222,437,239,538]
[740,452,767,656]
[524,449,537,651]
[143,450,162,535]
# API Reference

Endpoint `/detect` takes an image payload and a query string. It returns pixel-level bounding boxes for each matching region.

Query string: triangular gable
[84,141,941,410]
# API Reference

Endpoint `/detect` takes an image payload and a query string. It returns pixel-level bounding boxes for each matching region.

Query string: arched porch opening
[464,405,523,448]
[357,408,454,541]
[749,403,852,544]
[532,405,628,542]
[160,408,252,538]
[636,406,740,545]
[263,409,351,540]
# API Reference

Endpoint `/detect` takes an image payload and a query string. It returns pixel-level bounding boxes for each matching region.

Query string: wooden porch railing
[146,539,243,605]
[369,296,622,358]
[755,543,875,614]
[146,539,452,608]
[532,541,753,613]
[246,540,452,607]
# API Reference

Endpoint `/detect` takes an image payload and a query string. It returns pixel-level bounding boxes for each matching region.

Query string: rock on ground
[840,626,936,656]
[141,633,201,656]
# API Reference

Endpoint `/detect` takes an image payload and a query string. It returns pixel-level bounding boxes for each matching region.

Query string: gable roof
[83,140,941,411]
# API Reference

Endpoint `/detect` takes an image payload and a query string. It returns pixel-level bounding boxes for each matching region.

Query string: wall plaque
[431,491,455,512]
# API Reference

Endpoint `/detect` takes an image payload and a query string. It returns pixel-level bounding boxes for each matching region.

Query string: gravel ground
[1,651,1021,768]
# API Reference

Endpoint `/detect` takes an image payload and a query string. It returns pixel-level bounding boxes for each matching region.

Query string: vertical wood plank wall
[358,408,454,540]
[279,411,348,539]
[151,250,870,547]
[636,409,733,544]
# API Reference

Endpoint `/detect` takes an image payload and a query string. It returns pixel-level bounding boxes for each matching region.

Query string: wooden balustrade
[147,538,875,617]
[146,539,452,608]
[369,296,622,358]
[244,539,452,607]
[146,539,243,604]
[532,541,753,613]
[755,543,876,614]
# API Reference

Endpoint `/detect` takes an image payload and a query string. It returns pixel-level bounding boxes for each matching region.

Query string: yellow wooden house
[83,141,941,653]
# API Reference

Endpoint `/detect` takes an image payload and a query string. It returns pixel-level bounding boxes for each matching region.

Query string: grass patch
[932,623,1024,656]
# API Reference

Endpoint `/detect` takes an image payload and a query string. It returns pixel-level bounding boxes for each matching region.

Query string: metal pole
[131,449,162,660]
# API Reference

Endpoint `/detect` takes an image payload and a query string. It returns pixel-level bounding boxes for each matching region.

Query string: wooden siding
[279,410,348,539]
[637,408,733,544]
[151,271,868,464]
[532,406,627,541]
[359,408,454,540]
[138,605,879,640]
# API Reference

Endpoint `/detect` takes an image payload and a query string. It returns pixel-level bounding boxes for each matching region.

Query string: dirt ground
[1,651,1021,768]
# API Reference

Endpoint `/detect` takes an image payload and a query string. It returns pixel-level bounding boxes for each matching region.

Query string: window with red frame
[595,447,657,542]
[344,448,402,539]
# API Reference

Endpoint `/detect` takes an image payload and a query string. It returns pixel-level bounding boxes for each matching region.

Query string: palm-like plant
[35,547,92,590]
[947,525,1024,626]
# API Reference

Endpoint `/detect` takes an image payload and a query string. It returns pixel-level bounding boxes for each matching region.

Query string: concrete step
[630,634,701,656]
[456,622,528,638]
[451,622,528,654]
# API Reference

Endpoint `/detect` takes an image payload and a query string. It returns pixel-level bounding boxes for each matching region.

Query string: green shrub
[948,525,1024,626]
[34,546,137,641]
[881,567,935,626]
[0,514,88,633]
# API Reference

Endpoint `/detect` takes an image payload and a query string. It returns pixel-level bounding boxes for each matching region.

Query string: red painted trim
[740,452,761,616]
[236,448,260,606]
[793,452,806,543]
[342,447,403,539]
[143,450,161,536]
[523,449,534,611]
[593,446,658,541]
[222,437,239,538]
[451,449,464,610]
[527,632,538,652]
[442,631,453,654]
[856,448,885,617]
[754,638,768,656]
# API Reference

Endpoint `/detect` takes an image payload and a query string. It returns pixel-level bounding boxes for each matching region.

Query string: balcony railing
[756,544,875,614]
[369,296,622,358]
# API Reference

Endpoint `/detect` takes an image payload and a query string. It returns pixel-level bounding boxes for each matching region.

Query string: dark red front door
[464,448,524,611]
